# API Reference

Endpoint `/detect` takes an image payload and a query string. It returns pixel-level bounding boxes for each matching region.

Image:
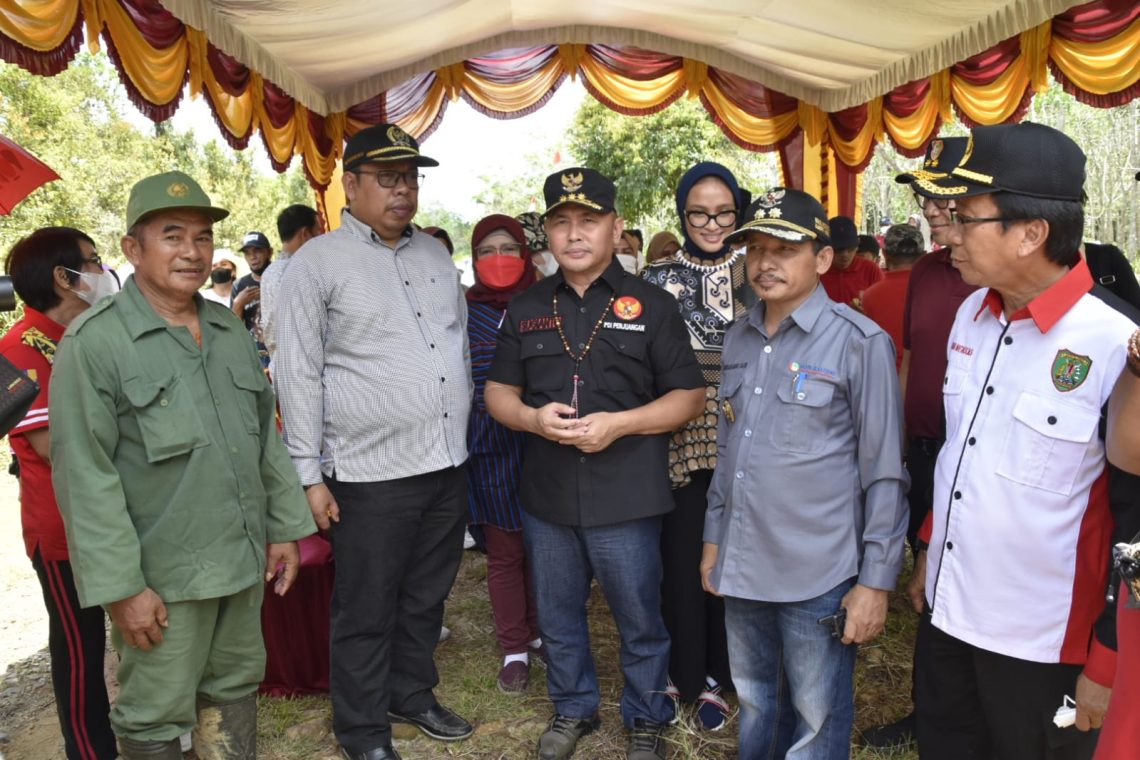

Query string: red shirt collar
[973,257,1093,333]
[22,306,66,341]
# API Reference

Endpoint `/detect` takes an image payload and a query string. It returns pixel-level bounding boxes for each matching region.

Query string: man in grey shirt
[259,203,320,372]
[701,188,907,760]
[274,124,473,760]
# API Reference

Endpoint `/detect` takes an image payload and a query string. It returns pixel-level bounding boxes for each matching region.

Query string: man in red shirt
[0,227,118,760]
[861,137,976,750]
[862,224,926,372]
[820,215,882,310]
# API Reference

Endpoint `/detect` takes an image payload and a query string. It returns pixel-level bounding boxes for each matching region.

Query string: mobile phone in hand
[818,608,847,640]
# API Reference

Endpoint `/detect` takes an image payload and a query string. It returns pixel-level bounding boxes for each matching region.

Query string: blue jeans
[522,511,674,728]
[725,578,857,760]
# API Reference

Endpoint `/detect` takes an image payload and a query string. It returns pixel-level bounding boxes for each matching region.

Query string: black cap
[724,187,830,246]
[343,123,439,171]
[541,168,616,218]
[895,136,968,186]
[828,216,858,250]
[914,123,1085,201]
[240,231,271,251]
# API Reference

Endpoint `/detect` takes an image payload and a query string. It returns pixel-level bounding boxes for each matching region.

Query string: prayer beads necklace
[552,289,616,417]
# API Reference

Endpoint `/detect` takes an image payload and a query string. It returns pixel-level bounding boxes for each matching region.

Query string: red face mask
[475,255,526,290]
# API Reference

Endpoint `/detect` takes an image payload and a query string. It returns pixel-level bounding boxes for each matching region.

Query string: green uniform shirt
[50,276,314,608]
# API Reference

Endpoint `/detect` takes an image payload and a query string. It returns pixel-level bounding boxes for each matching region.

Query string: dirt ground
[0,470,918,759]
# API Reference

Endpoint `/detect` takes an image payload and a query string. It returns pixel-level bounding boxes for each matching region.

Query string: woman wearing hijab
[641,162,754,730]
[645,231,682,265]
[466,214,546,694]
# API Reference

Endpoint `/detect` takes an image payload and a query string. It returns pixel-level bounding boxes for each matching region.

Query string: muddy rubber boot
[118,736,184,759]
[193,693,257,760]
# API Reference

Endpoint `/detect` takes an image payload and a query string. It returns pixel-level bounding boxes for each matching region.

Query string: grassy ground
[253,550,922,759]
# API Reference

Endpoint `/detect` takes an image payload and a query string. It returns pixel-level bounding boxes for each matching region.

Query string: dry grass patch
[254,550,922,759]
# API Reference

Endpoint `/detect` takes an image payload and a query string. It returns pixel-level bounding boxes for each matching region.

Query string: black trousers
[660,470,732,702]
[31,549,117,760]
[326,466,468,754]
[906,437,942,551]
[915,613,1098,760]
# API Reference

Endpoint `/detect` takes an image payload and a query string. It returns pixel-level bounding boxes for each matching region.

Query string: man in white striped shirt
[274,124,473,760]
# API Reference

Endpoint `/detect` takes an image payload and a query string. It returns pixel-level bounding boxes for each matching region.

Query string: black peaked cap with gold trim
[541,167,616,218]
[724,187,831,246]
[895,136,968,195]
[912,123,1085,201]
[343,123,439,171]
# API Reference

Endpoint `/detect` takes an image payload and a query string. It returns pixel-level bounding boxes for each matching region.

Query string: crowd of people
[2,117,1139,760]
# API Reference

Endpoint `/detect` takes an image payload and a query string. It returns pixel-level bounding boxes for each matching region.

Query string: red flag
[0,135,59,215]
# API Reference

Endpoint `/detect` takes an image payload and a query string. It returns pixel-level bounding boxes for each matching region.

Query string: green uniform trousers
[109,583,265,741]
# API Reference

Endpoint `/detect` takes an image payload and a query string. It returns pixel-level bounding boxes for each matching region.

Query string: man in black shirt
[486,168,704,760]
[231,230,272,367]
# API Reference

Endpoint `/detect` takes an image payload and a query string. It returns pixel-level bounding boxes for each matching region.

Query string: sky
[165,80,586,222]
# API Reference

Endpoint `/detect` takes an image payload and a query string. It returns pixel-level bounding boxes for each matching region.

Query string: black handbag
[0,353,40,438]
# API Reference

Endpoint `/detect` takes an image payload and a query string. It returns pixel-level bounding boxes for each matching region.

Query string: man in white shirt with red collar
[911,122,1137,760]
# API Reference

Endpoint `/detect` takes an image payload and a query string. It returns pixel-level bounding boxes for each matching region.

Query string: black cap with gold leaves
[895,136,968,191]
[725,187,831,246]
[343,123,439,171]
[912,123,1085,201]
[541,168,616,219]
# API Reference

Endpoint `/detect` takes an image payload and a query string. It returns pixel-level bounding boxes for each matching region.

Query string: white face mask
[534,251,559,277]
[67,269,119,306]
[616,253,638,274]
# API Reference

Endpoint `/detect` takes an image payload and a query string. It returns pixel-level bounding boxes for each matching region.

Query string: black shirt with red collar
[489,257,702,528]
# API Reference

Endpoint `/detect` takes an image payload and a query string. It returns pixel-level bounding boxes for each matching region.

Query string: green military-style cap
[125,171,229,230]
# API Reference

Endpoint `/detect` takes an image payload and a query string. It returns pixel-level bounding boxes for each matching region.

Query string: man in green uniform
[49,171,315,760]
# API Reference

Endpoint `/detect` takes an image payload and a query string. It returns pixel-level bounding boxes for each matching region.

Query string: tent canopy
[1,0,1137,214]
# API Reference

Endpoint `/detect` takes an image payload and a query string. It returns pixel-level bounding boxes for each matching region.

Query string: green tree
[416,203,474,260]
[0,54,312,263]
[565,97,780,235]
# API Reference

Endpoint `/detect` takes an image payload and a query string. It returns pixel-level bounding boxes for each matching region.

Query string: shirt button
[763,346,772,354]
[536,343,543,349]
[417,312,422,317]
[1047,415,1057,425]
[579,306,587,314]
[578,342,585,350]
[159,398,169,407]
[947,541,955,551]
[430,344,435,348]
[985,386,994,395]
[1004,336,1013,345]
[954,490,962,500]
[443,413,449,418]
[753,387,762,395]
[744,430,752,438]
[404,280,410,285]
[968,437,976,446]
[736,471,744,479]
[580,456,586,463]
[440,377,446,382]
[796,392,806,400]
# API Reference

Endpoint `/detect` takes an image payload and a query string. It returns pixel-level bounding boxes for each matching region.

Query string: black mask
[210,268,234,285]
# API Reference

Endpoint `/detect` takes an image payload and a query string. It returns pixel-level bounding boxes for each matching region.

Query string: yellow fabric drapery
[1,2,1138,199]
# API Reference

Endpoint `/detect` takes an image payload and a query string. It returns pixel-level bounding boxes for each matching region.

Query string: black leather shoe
[388,703,474,741]
[859,711,915,749]
[340,745,402,760]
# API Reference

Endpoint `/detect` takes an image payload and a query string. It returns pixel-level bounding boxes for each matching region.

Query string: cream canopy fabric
[159,0,1081,115]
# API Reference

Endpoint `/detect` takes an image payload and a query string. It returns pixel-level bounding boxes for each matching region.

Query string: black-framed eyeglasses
[355,169,424,189]
[949,209,1015,227]
[684,209,738,228]
[913,191,950,211]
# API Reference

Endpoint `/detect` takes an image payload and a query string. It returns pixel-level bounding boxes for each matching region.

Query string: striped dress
[466,300,525,531]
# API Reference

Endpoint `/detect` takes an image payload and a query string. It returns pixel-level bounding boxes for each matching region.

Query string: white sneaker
[439,625,452,643]
[463,530,476,550]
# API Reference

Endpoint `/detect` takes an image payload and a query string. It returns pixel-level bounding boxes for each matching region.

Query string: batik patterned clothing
[641,249,755,487]
[466,300,525,531]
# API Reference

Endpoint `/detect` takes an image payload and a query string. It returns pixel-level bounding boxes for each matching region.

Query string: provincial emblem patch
[1051,349,1092,392]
